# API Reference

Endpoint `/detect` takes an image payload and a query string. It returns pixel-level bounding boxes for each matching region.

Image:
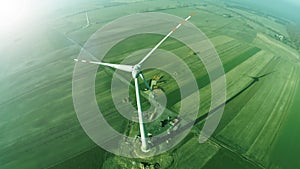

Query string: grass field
[1,0,300,169]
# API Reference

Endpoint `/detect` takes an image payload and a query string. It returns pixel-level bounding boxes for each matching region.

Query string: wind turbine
[74,13,194,152]
[85,11,90,28]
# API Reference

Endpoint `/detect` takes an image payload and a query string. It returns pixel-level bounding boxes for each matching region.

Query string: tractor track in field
[208,136,265,169]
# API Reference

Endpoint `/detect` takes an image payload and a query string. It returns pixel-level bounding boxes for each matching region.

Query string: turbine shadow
[246,71,276,82]
[152,71,275,146]
[194,71,275,124]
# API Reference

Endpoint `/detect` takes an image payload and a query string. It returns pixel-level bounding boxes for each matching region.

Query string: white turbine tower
[74,14,194,152]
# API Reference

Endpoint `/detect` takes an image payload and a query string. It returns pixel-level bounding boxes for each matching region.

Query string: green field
[1,0,300,169]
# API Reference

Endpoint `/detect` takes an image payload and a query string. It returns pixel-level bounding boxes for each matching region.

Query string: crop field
[1,0,300,169]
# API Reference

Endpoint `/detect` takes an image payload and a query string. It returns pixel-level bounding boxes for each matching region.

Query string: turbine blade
[138,13,195,66]
[74,59,133,72]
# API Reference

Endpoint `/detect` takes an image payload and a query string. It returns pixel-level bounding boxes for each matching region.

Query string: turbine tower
[74,14,194,152]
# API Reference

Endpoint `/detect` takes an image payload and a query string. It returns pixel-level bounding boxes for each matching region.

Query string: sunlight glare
[0,0,31,32]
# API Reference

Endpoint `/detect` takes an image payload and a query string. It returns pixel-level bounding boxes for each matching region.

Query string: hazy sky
[229,0,300,22]
[285,0,300,6]
[264,0,299,22]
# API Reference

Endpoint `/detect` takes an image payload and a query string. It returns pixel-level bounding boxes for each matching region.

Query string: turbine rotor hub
[132,65,142,78]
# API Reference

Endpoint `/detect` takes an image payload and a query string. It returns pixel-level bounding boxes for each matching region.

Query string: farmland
[0,0,300,169]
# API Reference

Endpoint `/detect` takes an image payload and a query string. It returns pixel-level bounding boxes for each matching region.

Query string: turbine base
[141,146,150,153]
